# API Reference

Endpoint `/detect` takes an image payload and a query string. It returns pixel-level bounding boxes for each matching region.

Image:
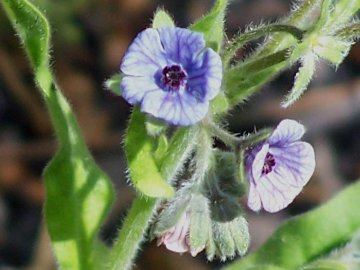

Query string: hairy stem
[336,22,360,40]
[223,24,304,67]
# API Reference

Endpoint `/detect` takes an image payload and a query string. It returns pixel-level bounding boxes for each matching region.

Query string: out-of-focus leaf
[225,181,360,270]
[1,1,114,269]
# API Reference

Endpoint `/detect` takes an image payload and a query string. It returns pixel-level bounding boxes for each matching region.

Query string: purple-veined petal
[247,183,262,212]
[157,27,205,67]
[268,119,305,146]
[251,143,269,180]
[270,141,315,187]
[141,90,209,126]
[121,28,167,76]
[254,168,304,212]
[121,76,161,105]
[251,141,315,213]
[187,48,222,101]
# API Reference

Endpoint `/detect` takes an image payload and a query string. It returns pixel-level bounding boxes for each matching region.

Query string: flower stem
[204,121,240,148]
[192,128,214,185]
[238,128,272,149]
[204,120,272,149]
[223,24,304,67]
[108,197,159,270]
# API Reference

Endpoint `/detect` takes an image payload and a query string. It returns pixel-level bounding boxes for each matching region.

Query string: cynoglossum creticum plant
[2,1,360,270]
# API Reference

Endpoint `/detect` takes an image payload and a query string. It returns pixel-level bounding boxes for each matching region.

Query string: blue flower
[246,119,316,213]
[120,27,222,126]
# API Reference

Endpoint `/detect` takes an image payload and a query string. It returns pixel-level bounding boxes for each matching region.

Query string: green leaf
[224,180,360,270]
[225,49,292,106]
[190,0,228,52]
[1,1,115,269]
[282,53,316,108]
[105,74,122,96]
[313,0,333,31]
[152,9,175,28]
[301,259,348,270]
[125,107,174,198]
[158,126,198,183]
[313,36,352,66]
[254,0,322,57]
[336,22,360,40]
[223,24,304,68]
[328,0,360,27]
[145,116,167,137]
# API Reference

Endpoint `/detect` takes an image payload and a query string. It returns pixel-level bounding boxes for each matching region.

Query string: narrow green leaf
[314,0,333,31]
[159,126,198,183]
[125,107,174,198]
[1,0,50,70]
[328,0,360,27]
[1,1,115,269]
[224,180,360,270]
[336,22,360,40]
[105,74,122,96]
[190,0,228,52]
[282,53,316,108]
[152,9,175,28]
[255,0,322,57]
[225,49,292,106]
[302,259,349,270]
[223,24,304,68]
[153,184,192,235]
[313,36,353,66]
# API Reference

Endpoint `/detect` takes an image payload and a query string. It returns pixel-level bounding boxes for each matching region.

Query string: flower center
[162,65,187,90]
[262,152,276,175]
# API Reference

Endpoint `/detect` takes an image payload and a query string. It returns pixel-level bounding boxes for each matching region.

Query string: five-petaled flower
[120,26,222,126]
[245,119,315,213]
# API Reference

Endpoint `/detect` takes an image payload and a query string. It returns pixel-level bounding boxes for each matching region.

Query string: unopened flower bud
[206,217,250,261]
[189,193,211,256]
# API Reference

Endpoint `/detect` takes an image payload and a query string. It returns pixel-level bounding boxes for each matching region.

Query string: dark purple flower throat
[162,65,187,90]
[262,152,276,175]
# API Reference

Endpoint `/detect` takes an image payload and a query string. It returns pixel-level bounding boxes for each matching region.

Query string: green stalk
[336,22,360,40]
[223,24,304,67]
[109,197,158,270]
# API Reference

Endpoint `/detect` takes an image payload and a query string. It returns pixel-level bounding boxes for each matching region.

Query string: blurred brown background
[0,0,359,269]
